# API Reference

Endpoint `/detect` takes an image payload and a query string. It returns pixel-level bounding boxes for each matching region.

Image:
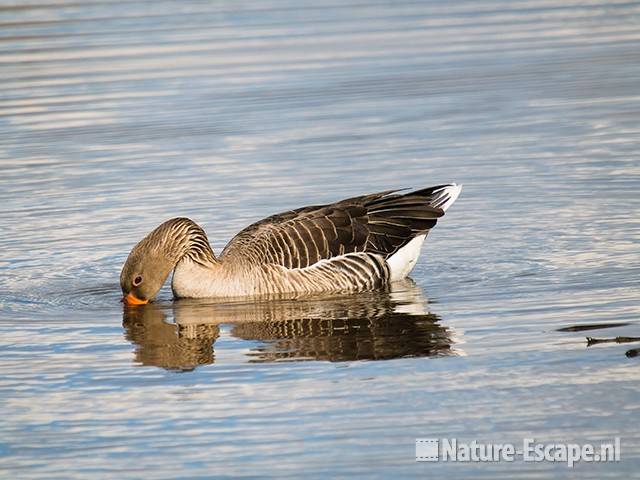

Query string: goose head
[120,217,215,305]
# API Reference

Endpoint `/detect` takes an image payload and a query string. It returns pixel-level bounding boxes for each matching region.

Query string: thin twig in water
[558,323,629,332]
[586,336,640,346]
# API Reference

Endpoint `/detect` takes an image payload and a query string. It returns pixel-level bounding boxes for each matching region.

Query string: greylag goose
[120,184,461,304]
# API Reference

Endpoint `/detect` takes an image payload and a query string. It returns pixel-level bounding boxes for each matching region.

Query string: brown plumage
[120,184,461,302]
[221,186,447,265]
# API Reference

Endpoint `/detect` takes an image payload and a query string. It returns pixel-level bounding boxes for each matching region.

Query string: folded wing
[220,184,461,271]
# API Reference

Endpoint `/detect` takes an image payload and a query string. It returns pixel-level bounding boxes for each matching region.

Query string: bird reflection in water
[122,279,460,371]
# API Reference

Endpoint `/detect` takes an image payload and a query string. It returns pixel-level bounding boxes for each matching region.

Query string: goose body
[120,184,461,303]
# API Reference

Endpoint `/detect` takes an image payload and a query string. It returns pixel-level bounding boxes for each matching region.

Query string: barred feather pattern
[132,185,459,298]
[133,217,216,267]
[220,186,448,269]
[259,252,390,295]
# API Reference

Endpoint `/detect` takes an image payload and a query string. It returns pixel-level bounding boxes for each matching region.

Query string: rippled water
[1,0,639,478]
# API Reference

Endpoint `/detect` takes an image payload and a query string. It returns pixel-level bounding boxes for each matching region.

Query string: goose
[120,183,461,304]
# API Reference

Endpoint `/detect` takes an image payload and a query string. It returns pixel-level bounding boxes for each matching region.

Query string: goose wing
[220,184,460,269]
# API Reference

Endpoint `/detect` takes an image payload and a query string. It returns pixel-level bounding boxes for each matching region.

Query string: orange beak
[123,293,148,305]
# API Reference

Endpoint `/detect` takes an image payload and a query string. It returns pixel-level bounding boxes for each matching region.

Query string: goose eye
[133,275,143,287]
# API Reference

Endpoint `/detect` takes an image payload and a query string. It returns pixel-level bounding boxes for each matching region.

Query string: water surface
[1,0,639,478]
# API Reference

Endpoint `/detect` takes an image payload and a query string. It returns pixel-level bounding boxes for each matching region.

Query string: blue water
[1,0,639,478]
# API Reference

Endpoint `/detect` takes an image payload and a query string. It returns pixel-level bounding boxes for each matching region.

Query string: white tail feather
[430,183,462,212]
[386,183,461,281]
